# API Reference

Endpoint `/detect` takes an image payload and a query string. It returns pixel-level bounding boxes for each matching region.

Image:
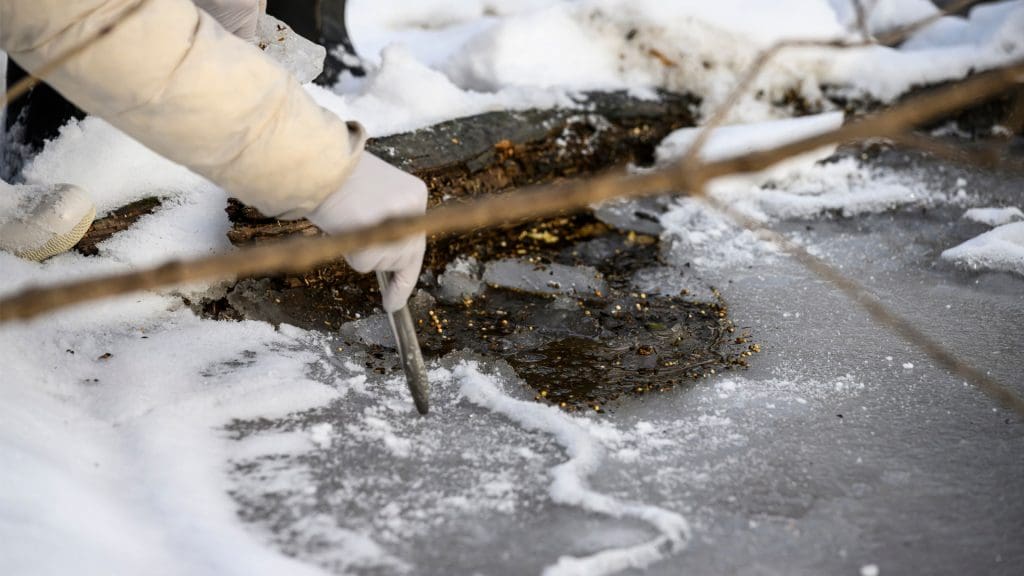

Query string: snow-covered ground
[3,1,1024,575]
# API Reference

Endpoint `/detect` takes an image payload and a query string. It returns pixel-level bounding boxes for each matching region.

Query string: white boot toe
[0,183,96,261]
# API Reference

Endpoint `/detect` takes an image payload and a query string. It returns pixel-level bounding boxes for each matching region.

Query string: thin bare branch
[700,195,1024,417]
[2,59,1020,325]
[680,38,856,174]
[1006,87,1024,134]
[887,132,1024,172]
[0,1,1019,420]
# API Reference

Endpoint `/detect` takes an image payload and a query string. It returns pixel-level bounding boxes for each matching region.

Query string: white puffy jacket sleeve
[0,0,364,219]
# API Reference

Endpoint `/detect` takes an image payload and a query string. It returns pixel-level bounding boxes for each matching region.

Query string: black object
[3,60,85,178]
[266,0,365,85]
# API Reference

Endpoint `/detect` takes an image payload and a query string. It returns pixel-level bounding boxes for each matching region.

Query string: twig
[0,1,1019,419]
[1005,87,1024,134]
[875,0,983,46]
[2,59,1020,324]
[699,195,1024,417]
[887,132,1023,172]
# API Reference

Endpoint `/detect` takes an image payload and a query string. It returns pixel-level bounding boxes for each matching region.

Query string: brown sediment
[209,90,756,410]
[219,90,701,326]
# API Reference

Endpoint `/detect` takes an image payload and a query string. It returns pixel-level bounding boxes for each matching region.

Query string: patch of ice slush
[661,154,945,229]
[728,159,943,221]
[346,411,415,458]
[660,198,778,271]
[653,115,942,230]
[308,423,335,449]
[233,431,315,460]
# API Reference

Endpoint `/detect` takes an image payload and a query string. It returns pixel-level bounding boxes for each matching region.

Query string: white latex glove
[193,0,263,42]
[308,153,428,313]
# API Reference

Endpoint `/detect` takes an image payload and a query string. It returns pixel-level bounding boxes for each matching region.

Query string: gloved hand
[193,0,263,42]
[308,152,429,313]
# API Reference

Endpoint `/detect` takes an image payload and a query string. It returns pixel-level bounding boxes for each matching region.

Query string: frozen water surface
[5,1,1024,571]
[227,148,1024,575]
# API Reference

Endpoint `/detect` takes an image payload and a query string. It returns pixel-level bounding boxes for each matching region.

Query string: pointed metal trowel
[376,272,429,415]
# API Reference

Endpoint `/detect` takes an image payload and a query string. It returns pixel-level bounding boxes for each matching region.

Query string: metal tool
[376,272,430,415]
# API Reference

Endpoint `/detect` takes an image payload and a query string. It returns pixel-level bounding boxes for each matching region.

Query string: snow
[717,158,946,222]
[901,1,1024,51]
[396,0,1022,122]
[442,0,846,121]
[962,206,1024,227]
[308,45,569,137]
[941,221,1024,276]
[308,0,1024,136]
[0,305,342,576]
[23,117,212,216]
[859,0,939,36]
[653,114,947,251]
[826,3,1024,101]
[655,112,845,195]
[3,0,1024,574]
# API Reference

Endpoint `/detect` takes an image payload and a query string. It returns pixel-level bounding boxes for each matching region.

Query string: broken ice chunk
[338,290,434,348]
[593,197,667,235]
[631,266,716,300]
[436,257,484,303]
[256,15,326,84]
[339,314,395,349]
[482,259,608,296]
